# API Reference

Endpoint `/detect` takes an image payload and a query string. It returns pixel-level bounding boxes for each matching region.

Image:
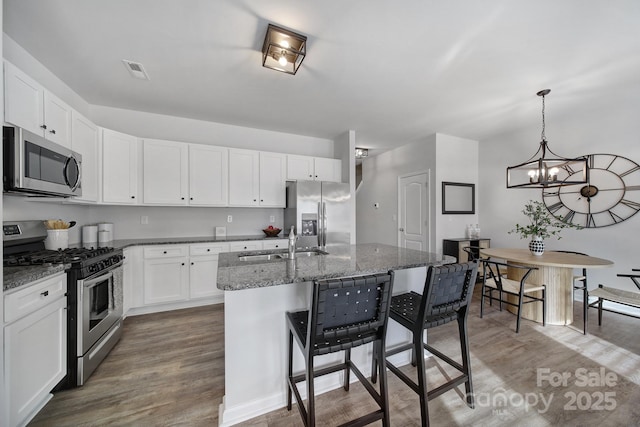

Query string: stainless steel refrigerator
[284,181,351,249]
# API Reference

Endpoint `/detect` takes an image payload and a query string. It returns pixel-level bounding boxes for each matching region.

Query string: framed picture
[442,182,475,214]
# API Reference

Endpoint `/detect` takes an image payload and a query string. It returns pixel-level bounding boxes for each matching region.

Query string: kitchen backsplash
[3,196,283,243]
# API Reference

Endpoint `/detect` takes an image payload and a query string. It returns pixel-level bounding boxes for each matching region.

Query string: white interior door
[398,172,429,251]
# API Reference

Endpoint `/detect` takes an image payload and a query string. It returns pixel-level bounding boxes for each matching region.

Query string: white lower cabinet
[137,243,230,311]
[3,273,67,427]
[189,243,229,300]
[143,246,189,305]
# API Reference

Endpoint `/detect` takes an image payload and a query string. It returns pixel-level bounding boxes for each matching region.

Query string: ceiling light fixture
[506,89,588,189]
[355,148,369,159]
[262,24,307,75]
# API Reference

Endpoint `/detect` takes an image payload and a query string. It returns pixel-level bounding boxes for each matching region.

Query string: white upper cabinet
[259,152,287,207]
[287,154,342,183]
[70,112,99,202]
[189,144,228,206]
[286,155,315,181]
[229,149,260,206]
[4,61,72,148]
[102,128,139,204]
[229,149,286,207]
[142,139,189,205]
[313,157,342,182]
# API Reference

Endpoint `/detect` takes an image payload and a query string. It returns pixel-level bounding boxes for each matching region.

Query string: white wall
[479,96,640,293]
[357,136,436,247]
[356,133,479,254]
[89,105,334,157]
[0,2,6,425]
[434,133,480,252]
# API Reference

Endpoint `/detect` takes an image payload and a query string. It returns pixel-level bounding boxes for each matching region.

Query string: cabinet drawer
[4,272,66,323]
[229,241,262,252]
[262,239,288,250]
[143,245,188,259]
[190,243,229,256]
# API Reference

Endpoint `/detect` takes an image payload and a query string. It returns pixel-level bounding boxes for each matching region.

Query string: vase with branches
[509,200,580,255]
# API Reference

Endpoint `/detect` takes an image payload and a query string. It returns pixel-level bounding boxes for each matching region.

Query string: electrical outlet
[270,215,275,223]
[141,216,149,225]
[227,215,233,223]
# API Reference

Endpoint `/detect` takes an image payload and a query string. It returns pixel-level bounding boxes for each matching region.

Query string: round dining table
[479,248,613,325]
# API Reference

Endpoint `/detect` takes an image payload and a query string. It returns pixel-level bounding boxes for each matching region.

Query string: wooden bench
[589,271,640,325]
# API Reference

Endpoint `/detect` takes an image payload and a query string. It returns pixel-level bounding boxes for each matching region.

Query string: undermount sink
[237,249,328,262]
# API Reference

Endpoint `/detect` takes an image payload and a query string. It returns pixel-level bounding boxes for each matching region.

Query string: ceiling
[4,0,640,155]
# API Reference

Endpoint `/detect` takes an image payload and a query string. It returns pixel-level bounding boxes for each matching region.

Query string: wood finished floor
[29,291,640,426]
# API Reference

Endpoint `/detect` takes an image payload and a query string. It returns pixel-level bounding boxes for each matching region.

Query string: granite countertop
[3,264,68,292]
[110,234,283,249]
[217,243,455,291]
[3,235,285,292]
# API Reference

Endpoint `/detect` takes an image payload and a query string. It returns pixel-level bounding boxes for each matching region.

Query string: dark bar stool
[286,272,395,427]
[373,262,478,427]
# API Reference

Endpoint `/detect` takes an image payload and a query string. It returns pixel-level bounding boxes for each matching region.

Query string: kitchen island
[217,243,454,426]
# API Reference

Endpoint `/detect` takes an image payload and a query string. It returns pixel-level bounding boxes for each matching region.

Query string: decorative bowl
[262,228,281,237]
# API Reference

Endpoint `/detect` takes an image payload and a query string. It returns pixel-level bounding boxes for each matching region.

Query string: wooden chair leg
[376,340,391,427]
[413,331,430,427]
[343,348,351,391]
[306,355,315,427]
[583,286,588,334]
[515,292,524,333]
[371,341,379,384]
[287,330,293,410]
[457,310,474,408]
[598,298,603,325]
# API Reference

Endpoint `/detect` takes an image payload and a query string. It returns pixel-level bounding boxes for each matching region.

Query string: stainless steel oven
[76,261,123,385]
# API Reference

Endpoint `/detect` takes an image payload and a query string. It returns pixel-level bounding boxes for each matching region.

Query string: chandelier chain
[540,93,546,142]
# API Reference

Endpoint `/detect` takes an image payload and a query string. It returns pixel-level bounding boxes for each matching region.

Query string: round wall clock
[542,153,640,228]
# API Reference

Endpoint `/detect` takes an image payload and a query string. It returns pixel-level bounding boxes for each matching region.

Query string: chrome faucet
[288,226,297,258]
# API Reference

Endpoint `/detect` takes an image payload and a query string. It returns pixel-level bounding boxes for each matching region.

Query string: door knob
[399,228,405,232]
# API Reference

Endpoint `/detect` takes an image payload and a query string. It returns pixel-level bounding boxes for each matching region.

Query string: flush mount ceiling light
[355,148,369,159]
[261,24,307,75]
[506,89,588,189]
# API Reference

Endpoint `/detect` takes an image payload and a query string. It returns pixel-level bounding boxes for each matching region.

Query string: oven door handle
[83,271,114,289]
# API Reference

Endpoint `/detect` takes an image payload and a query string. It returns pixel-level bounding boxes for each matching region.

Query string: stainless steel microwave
[3,126,82,197]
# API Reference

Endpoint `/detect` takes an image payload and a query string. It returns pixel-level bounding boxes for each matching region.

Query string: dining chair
[373,262,478,427]
[480,259,546,333]
[286,272,395,427]
[553,250,589,334]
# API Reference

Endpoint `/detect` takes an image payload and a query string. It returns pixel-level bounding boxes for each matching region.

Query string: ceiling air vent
[122,60,150,80]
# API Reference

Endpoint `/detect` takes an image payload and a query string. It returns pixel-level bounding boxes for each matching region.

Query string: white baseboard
[124,296,223,318]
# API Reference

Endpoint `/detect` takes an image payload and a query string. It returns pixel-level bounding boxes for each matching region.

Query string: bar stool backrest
[308,273,394,355]
[420,262,478,319]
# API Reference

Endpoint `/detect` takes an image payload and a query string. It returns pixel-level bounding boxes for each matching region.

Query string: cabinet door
[190,255,223,300]
[143,139,188,205]
[259,152,286,207]
[189,144,228,206]
[314,157,342,182]
[5,296,66,427]
[229,149,259,206]
[43,91,72,147]
[102,128,139,204]
[286,154,315,181]
[71,111,99,202]
[4,61,44,136]
[143,257,189,305]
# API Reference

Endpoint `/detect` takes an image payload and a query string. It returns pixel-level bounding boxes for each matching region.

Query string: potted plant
[509,200,579,255]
